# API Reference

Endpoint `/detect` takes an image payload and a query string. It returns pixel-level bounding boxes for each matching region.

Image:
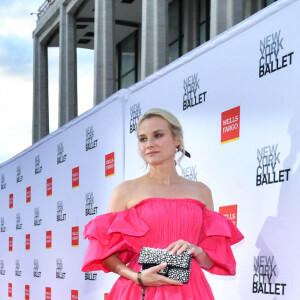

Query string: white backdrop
[1,0,300,299]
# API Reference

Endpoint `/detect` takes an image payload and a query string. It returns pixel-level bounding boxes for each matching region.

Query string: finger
[165,241,178,252]
[176,243,189,255]
[170,241,189,255]
[160,276,183,286]
[149,262,167,273]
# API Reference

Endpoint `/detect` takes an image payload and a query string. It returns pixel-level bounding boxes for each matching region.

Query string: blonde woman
[82,108,243,299]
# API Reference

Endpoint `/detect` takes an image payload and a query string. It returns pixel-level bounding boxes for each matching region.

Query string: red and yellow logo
[71,290,78,300]
[221,106,240,144]
[26,186,31,203]
[105,152,115,177]
[26,234,30,251]
[72,167,79,188]
[9,237,13,252]
[219,204,238,226]
[47,178,52,197]
[9,193,13,209]
[72,226,79,247]
[46,231,52,249]
[25,285,30,300]
[45,287,51,300]
[8,283,12,298]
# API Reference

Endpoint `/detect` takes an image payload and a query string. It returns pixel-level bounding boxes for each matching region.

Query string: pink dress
[82,198,244,299]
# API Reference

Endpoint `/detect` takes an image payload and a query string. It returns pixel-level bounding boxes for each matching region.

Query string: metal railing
[38,0,56,18]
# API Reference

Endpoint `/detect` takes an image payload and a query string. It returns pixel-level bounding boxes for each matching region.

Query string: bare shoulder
[188,180,214,211]
[108,180,136,213]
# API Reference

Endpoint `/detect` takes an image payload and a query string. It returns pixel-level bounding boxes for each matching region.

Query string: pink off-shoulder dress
[82,198,244,299]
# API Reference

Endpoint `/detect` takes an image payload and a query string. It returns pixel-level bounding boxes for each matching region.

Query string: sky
[0,0,94,165]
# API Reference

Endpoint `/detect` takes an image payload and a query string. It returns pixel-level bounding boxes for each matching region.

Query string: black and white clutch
[138,247,191,283]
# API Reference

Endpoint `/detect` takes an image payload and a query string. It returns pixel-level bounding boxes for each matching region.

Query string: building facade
[32,0,277,143]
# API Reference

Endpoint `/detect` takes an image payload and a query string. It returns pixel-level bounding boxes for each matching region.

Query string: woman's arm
[104,182,183,286]
[165,240,214,270]
[102,253,183,286]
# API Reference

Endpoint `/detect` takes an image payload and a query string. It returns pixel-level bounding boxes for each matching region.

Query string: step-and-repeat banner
[1,0,299,299]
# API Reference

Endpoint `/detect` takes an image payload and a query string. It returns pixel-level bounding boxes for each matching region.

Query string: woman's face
[137,116,180,166]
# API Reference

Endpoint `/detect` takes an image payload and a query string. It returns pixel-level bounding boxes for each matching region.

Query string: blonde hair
[137,108,186,165]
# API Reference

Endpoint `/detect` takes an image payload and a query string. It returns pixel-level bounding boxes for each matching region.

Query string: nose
[146,137,155,147]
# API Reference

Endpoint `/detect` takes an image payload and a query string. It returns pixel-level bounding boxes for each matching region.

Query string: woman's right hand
[139,263,183,287]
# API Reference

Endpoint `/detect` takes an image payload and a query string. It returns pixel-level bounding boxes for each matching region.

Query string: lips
[146,151,159,156]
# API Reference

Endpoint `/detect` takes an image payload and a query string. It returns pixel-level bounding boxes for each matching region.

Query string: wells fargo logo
[105,152,115,177]
[47,178,52,197]
[9,193,13,209]
[219,205,238,226]
[72,167,79,188]
[71,290,78,299]
[26,186,31,203]
[45,287,51,300]
[26,234,30,250]
[221,106,240,144]
[46,231,52,249]
[25,285,30,300]
[9,237,13,252]
[72,226,79,247]
[8,283,12,298]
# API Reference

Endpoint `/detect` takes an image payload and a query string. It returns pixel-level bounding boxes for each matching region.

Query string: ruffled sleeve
[81,207,149,273]
[198,208,244,276]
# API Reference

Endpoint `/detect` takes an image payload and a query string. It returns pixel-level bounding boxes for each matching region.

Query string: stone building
[32,0,277,142]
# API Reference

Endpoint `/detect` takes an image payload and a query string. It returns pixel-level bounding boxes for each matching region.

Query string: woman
[82,108,244,299]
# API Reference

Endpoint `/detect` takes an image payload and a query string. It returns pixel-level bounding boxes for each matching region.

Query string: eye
[139,137,147,143]
[154,133,162,138]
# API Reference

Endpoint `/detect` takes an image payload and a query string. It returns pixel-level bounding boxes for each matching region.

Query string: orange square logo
[219,205,238,226]
[9,237,13,252]
[71,290,78,300]
[72,167,79,188]
[46,231,52,249]
[221,106,240,144]
[9,194,13,209]
[45,287,51,300]
[26,186,31,203]
[25,285,30,300]
[26,234,30,250]
[47,178,52,197]
[105,152,115,177]
[104,293,109,299]
[72,226,79,247]
[8,283,12,298]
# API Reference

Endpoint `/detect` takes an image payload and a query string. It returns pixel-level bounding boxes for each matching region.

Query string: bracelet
[137,272,146,300]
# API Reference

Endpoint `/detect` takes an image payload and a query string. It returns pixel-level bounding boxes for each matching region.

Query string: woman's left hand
[165,239,214,270]
[165,239,199,256]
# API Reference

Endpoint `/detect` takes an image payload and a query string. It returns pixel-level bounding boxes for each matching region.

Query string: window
[265,0,277,6]
[168,0,184,63]
[199,0,210,45]
[117,31,138,89]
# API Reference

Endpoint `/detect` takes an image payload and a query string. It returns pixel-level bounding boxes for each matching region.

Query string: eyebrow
[138,129,165,137]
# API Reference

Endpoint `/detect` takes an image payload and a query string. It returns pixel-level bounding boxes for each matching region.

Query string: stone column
[210,0,244,38]
[66,12,78,120]
[39,43,49,139]
[32,36,40,144]
[94,0,115,105]
[59,4,68,127]
[32,36,49,143]
[244,0,265,18]
[141,0,167,79]
[59,4,78,127]
[184,0,199,53]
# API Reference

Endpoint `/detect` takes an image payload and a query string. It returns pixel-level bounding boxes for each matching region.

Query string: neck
[147,162,180,185]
